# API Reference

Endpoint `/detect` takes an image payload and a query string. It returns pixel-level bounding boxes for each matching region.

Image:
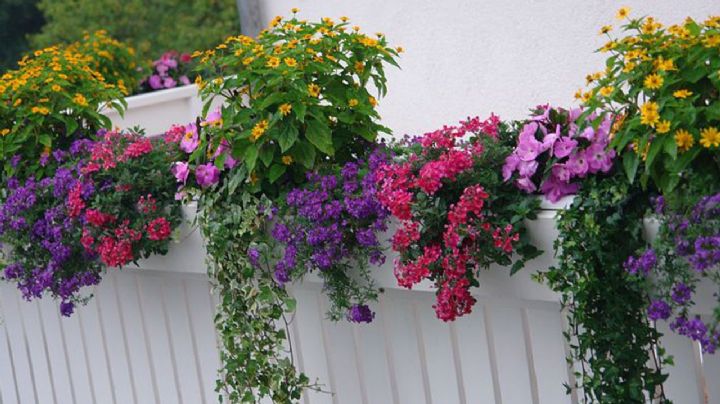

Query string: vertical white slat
[36,297,75,404]
[288,309,312,404]
[95,273,136,404]
[414,300,462,404]
[349,324,370,404]
[76,290,117,404]
[1,287,39,404]
[184,278,221,404]
[57,299,96,404]
[482,305,504,404]
[487,304,534,403]
[411,303,433,404]
[377,295,401,404]
[379,291,428,404]
[162,276,205,404]
[559,307,579,404]
[113,270,160,404]
[658,322,703,404]
[525,306,573,404]
[317,296,364,404]
[14,294,56,404]
[448,322,467,404]
[292,286,333,404]
[520,309,540,404]
[351,298,396,404]
[0,288,21,404]
[135,273,183,404]
[453,303,497,403]
[692,343,709,404]
[702,348,720,402]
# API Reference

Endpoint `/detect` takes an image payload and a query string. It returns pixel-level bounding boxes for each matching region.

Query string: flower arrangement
[139,51,195,93]
[270,148,390,322]
[503,105,616,202]
[0,130,182,316]
[581,12,720,194]
[192,11,401,195]
[626,193,720,353]
[0,45,126,181]
[67,30,142,95]
[376,115,540,321]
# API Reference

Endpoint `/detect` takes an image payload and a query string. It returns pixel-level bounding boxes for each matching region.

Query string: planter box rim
[101,84,201,115]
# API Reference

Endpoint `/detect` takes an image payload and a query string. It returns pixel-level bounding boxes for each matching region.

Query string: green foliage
[32,0,239,61]
[582,14,720,194]
[198,179,315,403]
[195,12,400,197]
[0,0,45,72]
[0,45,125,181]
[540,173,671,403]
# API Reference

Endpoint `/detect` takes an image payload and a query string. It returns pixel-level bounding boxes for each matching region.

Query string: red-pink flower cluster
[377,115,523,321]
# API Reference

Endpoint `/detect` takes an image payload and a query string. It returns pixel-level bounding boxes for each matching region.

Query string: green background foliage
[0,0,45,71]
[31,0,240,62]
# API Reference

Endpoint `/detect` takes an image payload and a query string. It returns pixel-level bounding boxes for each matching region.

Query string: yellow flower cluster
[250,119,269,142]
[640,102,660,127]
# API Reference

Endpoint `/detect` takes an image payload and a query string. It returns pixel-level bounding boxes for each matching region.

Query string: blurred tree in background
[31,0,240,62]
[0,0,45,72]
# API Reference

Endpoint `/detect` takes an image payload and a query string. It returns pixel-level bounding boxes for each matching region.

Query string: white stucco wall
[259,1,717,137]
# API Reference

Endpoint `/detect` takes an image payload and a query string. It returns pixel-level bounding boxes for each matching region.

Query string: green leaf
[293,102,306,122]
[290,140,316,169]
[622,152,639,184]
[257,93,285,110]
[268,164,287,183]
[38,134,52,147]
[277,122,299,153]
[244,143,259,172]
[305,118,334,155]
[259,144,274,167]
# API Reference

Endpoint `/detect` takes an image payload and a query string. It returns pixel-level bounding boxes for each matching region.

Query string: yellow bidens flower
[640,101,660,127]
[368,95,377,107]
[673,89,693,99]
[600,25,613,35]
[615,6,630,20]
[675,129,694,152]
[251,119,269,142]
[348,98,359,107]
[243,57,254,66]
[354,61,364,73]
[266,57,280,68]
[654,57,675,71]
[284,57,297,67]
[279,103,292,116]
[73,93,88,107]
[51,84,62,92]
[599,86,614,97]
[656,120,671,134]
[307,83,321,97]
[644,73,664,90]
[0,129,9,136]
[31,106,50,115]
[700,127,720,148]
[282,155,293,165]
[291,7,299,13]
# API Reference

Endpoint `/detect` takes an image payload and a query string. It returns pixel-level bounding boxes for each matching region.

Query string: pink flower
[180,123,199,153]
[148,74,163,89]
[212,139,237,169]
[540,176,579,203]
[567,150,589,177]
[179,75,191,85]
[554,137,578,158]
[516,122,542,161]
[515,177,537,193]
[586,143,615,173]
[517,160,539,177]
[551,163,572,182]
[171,162,189,184]
[122,138,153,159]
[204,108,223,127]
[579,126,595,141]
[541,125,561,152]
[163,77,177,88]
[195,163,220,188]
[502,153,520,181]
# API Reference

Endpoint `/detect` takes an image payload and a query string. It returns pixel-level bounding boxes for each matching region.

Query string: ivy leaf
[305,118,334,155]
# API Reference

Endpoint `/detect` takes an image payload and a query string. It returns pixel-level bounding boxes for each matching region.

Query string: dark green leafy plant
[539,173,671,403]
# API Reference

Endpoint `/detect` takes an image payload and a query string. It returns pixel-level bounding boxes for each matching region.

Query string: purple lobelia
[271,148,391,322]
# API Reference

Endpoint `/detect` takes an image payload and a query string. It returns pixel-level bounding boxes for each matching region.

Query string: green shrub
[31,0,239,61]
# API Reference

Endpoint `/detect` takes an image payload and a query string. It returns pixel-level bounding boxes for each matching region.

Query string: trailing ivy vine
[540,174,671,403]
[198,169,314,403]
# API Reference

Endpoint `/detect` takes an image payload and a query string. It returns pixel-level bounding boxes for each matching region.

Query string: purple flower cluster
[0,140,102,316]
[623,249,657,276]
[271,149,390,322]
[141,51,193,92]
[670,316,720,354]
[347,304,374,323]
[503,105,616,202]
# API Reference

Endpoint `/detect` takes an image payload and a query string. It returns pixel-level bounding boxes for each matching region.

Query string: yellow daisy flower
[644,73,664,90]
[674,129,694,152]
[616,6,630,20]
[307,83,320,97]
[700,127,720,148]
[348,98,359,107]
[279,103,292,116]
[673,89,693,99]
[656,120,671,134]
[266,57,280,68]
[282,155,293,165]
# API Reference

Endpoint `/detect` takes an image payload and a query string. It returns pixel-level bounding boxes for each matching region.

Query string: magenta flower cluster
[140,51,193,92]
[503,106,615,202]
[270,149,390,322]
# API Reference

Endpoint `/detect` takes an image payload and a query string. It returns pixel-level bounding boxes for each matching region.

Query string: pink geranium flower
[180,123,199,153]
[171,162,189,184]
[196,163,220,188]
